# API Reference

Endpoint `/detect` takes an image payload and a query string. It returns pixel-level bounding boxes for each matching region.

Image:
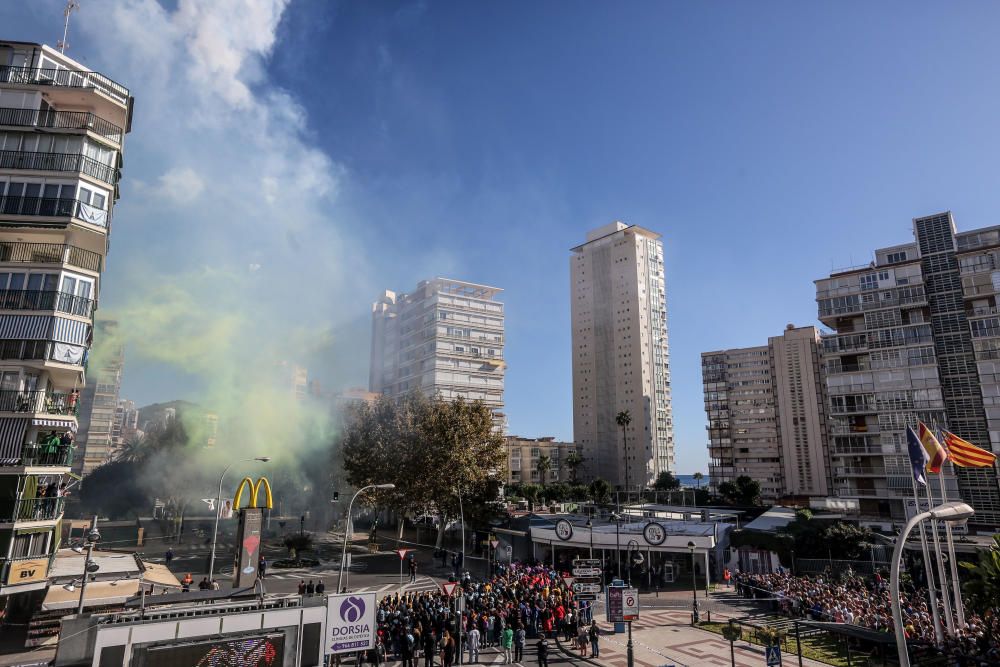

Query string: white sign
[622,587,639,621]
[325,592,377,655]
[574,583,602,594]
[441,581,459,597]
[573,567,602,577]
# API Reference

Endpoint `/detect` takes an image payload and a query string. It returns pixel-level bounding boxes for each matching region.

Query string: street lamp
[891,501,973,667]
[208,456,270,583]
[611,513,622,580]
[338,483,396,592]
[687,540,699,625]
[586,518,594,559]
[76,517,100,614]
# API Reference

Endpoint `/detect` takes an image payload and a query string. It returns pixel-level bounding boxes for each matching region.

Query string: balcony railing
[0,289,95,317]
[1,498,64,523]
[0,65,129,106]
[0,195,108,227]
[0,150,119,185]
[0,442,73,467]
[0,106,123,143]
[0,241,102,272]
[0,390,78,415]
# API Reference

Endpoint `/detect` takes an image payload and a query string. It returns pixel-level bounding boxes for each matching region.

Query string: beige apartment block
[505,436,580,486]
[702,325,830,503]
[571,222,674,490]
[369,278,505,422]
[816,211,1000,530]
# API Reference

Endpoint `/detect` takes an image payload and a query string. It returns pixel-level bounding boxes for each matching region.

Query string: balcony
[0,339,85,369]
[0,442,73,468]
[0,390,78,415]
[834,467,887,477]
[0,194,108,228]
[0,107,123,144]
[0,150,119,185]
[0,289,94,318]
[0,65,129,106]
[0,241,101,273]
[1,498,64,524]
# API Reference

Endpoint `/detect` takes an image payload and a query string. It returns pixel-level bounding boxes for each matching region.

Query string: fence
[795,557,892,577]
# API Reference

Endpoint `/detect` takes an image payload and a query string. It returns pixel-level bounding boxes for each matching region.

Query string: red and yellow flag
[918,422,948,473]
[943,431,998,468]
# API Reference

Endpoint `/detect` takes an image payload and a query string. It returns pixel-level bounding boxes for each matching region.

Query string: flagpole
[922,472,955,636]
[910,474,944,645]
[936,462,965,628]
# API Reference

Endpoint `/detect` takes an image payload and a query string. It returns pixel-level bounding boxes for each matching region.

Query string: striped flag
[942,431,998,468]
[918,422,948,473]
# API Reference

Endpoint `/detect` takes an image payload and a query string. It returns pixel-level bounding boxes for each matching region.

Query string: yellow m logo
[233,476,273,510]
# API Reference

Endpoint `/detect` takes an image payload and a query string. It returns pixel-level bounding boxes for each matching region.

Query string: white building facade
[369,278,505,421]
[0,41,131,601]
[571,222,674,490]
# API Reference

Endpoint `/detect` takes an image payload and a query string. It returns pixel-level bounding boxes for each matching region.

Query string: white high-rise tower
[571,222,674,489]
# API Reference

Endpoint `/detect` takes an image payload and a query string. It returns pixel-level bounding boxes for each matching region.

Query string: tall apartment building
[0,41,132,601]
[816,211,1000,530]
[505,436,580,486]
[571,222,674,490]
[702,325,830,503]
[369,278,505,420]
[111,398,138,449]
[74,320,123,475]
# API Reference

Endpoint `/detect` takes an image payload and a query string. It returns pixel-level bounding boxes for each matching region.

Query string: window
[886,251,908,264]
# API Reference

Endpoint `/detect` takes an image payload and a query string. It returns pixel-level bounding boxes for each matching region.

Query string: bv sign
[9,558,48,583]
[325,592,376,655]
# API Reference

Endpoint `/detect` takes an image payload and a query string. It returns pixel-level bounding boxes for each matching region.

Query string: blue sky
[5,1,1000,474]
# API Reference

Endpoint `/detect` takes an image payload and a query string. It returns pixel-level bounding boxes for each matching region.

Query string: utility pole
[76,516,100,615]
[58,1,80,54]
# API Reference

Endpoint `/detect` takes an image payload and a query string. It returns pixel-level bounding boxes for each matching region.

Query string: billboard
[233,508,263,588]
[325,593,376,655]
[8,557,49,584]
[139,633,284,667]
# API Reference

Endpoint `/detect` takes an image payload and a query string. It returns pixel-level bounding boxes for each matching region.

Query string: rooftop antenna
[58,1,81,54]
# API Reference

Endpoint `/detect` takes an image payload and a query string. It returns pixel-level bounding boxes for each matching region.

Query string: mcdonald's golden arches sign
[233,476,273,510]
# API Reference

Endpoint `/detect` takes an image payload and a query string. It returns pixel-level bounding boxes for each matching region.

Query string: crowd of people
[735,569,1000,665]
[363,561,600,665]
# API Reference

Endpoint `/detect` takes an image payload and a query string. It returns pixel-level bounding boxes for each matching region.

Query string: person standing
[409,555,418,583]
[536,635,549,667]
[165,548,174,567]
[501,624,514,664]
[316,580,326,595]
[422,628,436,667]
[588,621,600,659]
[298,580,306,596]
[306,580,316,596]
[466,625,480,663]
[401,629,415,667]
[258,555,267,579]
[513,625,526,663]
[440,630,456,667]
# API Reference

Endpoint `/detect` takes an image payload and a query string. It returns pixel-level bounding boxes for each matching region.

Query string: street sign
[325,592,377,655]
[574,583,602,594]
[505,545,512,555]
[766,645,782,666]
[490,539,499,549]
[440,581,459,597]
[576,593,598,601]
[622,587,639,621]
[573,558,601,567]
[572,567,602,577]
[562,575,575,588]
[396,549,411,560]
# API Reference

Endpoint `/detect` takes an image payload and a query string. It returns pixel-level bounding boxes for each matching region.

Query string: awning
[0,315,51,340]
[50,317,89,345]
[142,562,181,588]
[0,417,27,459]
[42,580,139,610]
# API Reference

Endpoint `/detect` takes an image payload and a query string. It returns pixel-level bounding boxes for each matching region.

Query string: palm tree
[565,452,584,483]
[536,454,552,487]
[693,472,704,489]
[616,410,631,496]
[115,433,149,464]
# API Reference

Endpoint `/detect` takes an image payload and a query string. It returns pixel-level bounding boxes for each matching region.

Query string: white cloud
[154,166,205,204]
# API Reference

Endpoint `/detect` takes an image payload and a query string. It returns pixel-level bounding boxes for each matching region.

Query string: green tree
[616,410,631,492]
[340,393,507,546]
[693,471,704,489]
[520,484,542,511]
[718,475,761,505]
[653,471,681,492]
[536,454,552,487]
[588,478,612,506]
[542,482,571,505]
[961,534,1000,644]
[565,452,584,483]
[721,623,741,667]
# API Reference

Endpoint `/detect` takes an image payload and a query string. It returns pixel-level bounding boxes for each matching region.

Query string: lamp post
[338,484,396,592]
[611,513,622,580]
[586,518,594,559]
[208,456,270,583]
[891,501,973,667]
[76,516,100,614]
[688,540,699,625]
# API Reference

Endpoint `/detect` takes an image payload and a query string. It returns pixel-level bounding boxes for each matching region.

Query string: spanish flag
[918,422,948,473]
[943,431,998,468]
